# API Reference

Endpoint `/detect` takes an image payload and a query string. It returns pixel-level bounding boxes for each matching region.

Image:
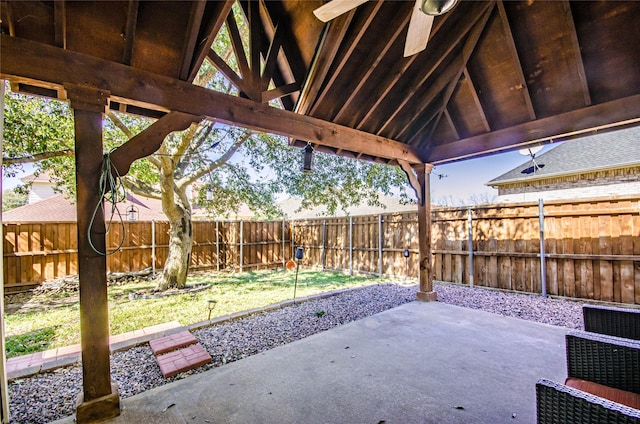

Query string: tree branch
[106,111,135,139]
[3,149,74,165]
[121,176,161,199]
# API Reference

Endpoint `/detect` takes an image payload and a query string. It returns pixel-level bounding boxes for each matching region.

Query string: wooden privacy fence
[2,219,292,293]
[3,196,640,304]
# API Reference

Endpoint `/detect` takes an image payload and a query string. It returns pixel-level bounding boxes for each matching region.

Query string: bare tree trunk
[155,206,192,290]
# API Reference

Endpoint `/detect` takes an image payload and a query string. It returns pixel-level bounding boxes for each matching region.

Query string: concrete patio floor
[54,301,569,424]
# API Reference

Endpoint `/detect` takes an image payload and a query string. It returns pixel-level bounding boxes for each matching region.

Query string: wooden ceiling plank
[425,94,640,164]
[295,13,353,114]
[0,34,422,164]
[187,1,235,82]
[496,0,536,120]
[226,11,252,90]
[121,0,139,65]
[332,9,411,123]
[561,0,591,107]
[178,0,207,81]
[54,0,66,49]
[309,1,384,115]
[206,50,250,96]
[372,1,494,135]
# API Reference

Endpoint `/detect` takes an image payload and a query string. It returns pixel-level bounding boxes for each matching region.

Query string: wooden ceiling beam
[261,22,284,91]
[442,108,460,140]
[186,0,235,82]
[121,0,139,65]
[0,34,422,164]
[496,0,536,120]
[425,94,640,164]
[248,0,261,93]
[463,67,491,133]
[561,0,591,107]
[178,0,207,81]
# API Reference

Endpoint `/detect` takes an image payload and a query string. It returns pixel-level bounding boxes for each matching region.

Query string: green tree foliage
[1,189,27,212]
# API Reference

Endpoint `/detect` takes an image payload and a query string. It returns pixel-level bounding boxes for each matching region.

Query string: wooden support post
[415,164,436,301]
[66,83,120,422]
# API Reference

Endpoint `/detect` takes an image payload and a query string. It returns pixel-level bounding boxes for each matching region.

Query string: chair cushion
[565,377,640,410]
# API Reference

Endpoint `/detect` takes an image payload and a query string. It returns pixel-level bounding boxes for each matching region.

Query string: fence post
[468,207,474,288]
[291,219,295,258]
[151,220,156,276]
[378,214,383,277]
[239,220,243,273]
[282,219,286,267]
[321,219,327,271]
[539,199,547,297]
[349,216,353,276]
[215,220,220,272]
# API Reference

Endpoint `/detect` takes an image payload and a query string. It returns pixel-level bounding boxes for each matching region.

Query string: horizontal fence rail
[3,197,640,304]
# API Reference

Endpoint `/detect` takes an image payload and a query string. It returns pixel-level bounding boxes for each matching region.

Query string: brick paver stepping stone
[149,330,197,355]
[156,344,212,378]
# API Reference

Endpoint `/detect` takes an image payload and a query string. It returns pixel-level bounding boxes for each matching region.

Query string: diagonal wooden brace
[109,111,203,177]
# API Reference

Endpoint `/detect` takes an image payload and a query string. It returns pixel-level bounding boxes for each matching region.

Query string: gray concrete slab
[53,301,569,424]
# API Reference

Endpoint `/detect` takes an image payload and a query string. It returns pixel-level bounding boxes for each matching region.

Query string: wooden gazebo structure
[1,1,639,421]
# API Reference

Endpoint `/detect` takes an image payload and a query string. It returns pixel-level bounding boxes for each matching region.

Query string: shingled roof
[488,126,640,186]
[2,193,167,222]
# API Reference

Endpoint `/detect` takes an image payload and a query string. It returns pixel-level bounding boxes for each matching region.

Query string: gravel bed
[7,282,583,423]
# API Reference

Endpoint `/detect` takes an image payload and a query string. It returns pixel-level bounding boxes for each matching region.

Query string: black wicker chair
[583,304,640,340]
[536,331,640,423]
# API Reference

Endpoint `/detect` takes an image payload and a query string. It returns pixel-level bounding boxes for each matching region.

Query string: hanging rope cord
[88,150,127,256]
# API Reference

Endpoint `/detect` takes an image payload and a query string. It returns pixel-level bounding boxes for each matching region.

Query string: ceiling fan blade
[313,0,369,22]
[404,0,434,57]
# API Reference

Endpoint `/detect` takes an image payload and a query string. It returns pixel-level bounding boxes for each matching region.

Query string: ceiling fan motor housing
[421,0,457,16]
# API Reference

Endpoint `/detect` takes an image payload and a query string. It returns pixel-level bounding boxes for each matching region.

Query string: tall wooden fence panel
[3,197,639,303]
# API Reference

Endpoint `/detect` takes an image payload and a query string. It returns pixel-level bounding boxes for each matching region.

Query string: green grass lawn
[4,270,378,358]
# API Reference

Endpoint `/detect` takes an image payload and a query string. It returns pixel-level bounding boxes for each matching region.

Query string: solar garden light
[301,143,314,173]
[207,299,217,320]
[293,247,304,300]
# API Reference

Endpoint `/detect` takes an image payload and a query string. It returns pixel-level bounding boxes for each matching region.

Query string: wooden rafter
[373,1,494,136]
[260,22,284,91]
[226,11,251,91]
[248,0,261,94]
[121,0,138,65]
[53,0,66,48]
[462,67,491,133]
[207,50,249,94]
[442,108,459,139]
[295,13,353,115]
[496,0,536,120]
[309,1,384,115]
[561,0,591,107]
[186,0,235,82]
[0,34,423,164]
[178,0,207,81]
[332,8,411,124]
[416,6,493,145]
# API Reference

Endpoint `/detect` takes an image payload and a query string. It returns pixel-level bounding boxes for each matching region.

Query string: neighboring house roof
[488,126,640,186]
[20,172,52,184]
[278,194,416,219]
[3,193,167,222]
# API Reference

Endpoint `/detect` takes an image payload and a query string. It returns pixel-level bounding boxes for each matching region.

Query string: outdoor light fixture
[301,143,314,173]
[126,205,139,222]
[293,247,304,301]
[295,247,304,260]
[207,299,217,320]
[206,189,213,201]
[403,249,410,258]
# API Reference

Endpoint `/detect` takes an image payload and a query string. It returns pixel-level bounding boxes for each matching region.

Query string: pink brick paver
[156,344,212,378]
[148,330,197,355]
